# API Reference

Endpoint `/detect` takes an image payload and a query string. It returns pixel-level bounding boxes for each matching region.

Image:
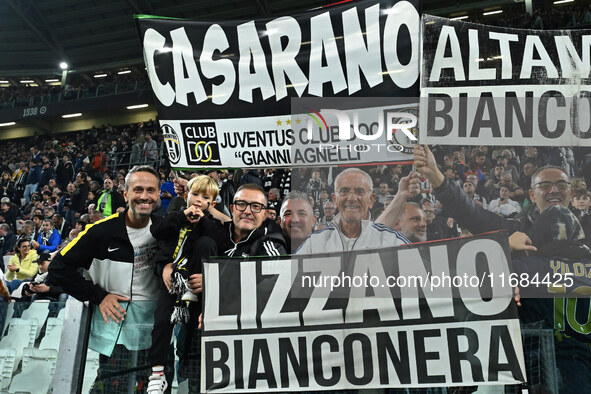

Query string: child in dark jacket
[147,175,227,394]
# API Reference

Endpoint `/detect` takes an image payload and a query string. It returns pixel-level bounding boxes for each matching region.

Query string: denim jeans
[24,183,38,203]
[6,279,23,294]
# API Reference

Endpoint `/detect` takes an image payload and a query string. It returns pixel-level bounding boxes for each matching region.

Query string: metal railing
[0,80,152,110]
[105,146,166,174]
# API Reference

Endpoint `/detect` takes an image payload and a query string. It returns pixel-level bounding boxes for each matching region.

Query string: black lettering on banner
[376,331,411,385]
[572,90,591,139]
[248,339,277,389]
[458,93,467,138]
[470,93,501,138]
[426,94,452,136]
[538,91,566,139]
[414,329,446,384]
[201,232,526,391]
[447,327,484,383]
[279,337,309,388]
[344,333,373,385]
[205,341,230,389]
[420,15,591,147]
[504,92,533,138]
[488,325,526,382]
[235,340,244,389]
[312,335,341,386]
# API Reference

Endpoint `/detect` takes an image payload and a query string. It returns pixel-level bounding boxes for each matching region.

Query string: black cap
[36,252,51,263]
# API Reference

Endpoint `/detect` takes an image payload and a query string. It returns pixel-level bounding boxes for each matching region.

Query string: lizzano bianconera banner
[201,232,526,392]
[135,0,420,169]
[420,15,591,146]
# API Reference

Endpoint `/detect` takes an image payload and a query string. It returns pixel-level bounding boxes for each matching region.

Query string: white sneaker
[147,373,168,394]
[181,290,199,302]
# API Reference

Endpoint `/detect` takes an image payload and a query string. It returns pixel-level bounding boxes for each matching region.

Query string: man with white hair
[297,168,412,254]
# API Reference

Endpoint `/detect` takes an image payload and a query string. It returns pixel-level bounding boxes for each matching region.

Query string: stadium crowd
[480,3,591,29]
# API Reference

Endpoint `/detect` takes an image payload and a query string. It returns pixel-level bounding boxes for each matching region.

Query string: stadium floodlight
[483,10,503,15]
[0,80,9,84]
[59,62,68,70]
[127,104,149,110]
[94,73,107,78]
[0,122,15,127]
[20,80,34,84]
[450,15,469,20]
[117,70,131,75]
[45,79,59,82]
[62,113,82,118]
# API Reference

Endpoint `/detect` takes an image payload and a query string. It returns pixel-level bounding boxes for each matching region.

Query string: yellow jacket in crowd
[6,250,38,281]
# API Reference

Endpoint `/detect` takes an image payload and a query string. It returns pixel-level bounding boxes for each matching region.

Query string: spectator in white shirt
[488,185,521,218]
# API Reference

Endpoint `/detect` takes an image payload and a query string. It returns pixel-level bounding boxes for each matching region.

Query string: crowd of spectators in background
[0,118,590,256]
[480,3,591,29]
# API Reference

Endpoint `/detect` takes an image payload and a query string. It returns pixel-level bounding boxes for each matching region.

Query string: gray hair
[531,165,570,189]
[124,165,159,191]
[334,168,373,192]
[280,191,313,217]
[402,201,421,212]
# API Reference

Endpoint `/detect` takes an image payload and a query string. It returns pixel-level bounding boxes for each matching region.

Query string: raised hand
[413,145,445,188]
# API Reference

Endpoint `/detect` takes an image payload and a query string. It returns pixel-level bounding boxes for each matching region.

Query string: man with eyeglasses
[176,184,286,393]
[221,183,286,257]
[296,168,410,254]
[413,145,584,246]
[421,198,456,241]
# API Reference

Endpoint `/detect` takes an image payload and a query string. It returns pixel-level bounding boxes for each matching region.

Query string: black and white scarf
[40,229,54,245]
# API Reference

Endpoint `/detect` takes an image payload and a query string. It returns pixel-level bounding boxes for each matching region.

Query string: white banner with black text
[420,15,591,146]
[201,232,526,392]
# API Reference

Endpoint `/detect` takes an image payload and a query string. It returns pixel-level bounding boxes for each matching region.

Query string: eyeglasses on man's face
[532,181,571,192]
[233,200,265,213]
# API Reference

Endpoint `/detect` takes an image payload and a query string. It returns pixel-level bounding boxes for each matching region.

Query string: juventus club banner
[420,15,591,146]
[135,0,420,169]
[201,232,526,392]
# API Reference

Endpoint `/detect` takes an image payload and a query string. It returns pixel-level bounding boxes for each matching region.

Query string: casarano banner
[135,0,420,169]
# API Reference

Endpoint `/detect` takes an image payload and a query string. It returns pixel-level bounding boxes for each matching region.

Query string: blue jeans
[6,279,23,294]
[24,183,38,203]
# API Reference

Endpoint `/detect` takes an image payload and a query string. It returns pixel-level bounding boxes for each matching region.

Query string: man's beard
[407,232,427,243]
